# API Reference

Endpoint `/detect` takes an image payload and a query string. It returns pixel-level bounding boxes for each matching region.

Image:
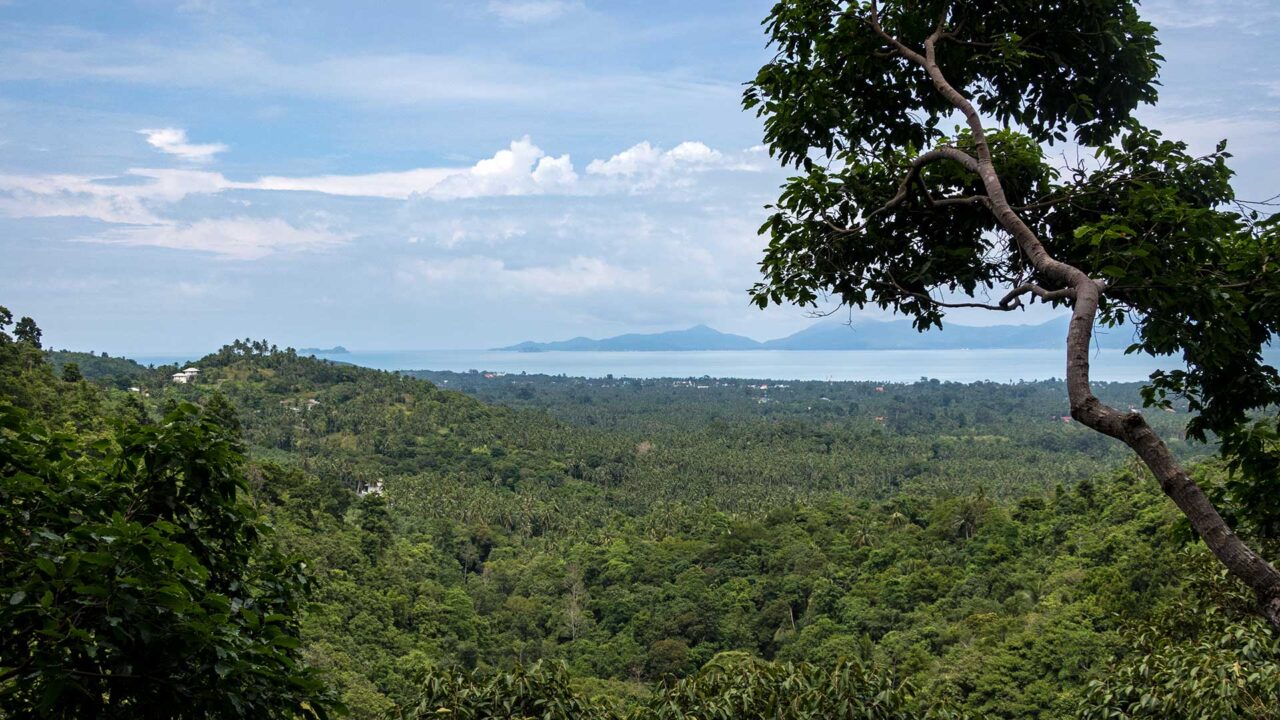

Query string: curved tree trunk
[1064,283,1280,628]
[866,5,1280,628]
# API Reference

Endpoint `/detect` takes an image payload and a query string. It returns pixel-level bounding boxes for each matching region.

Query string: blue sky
[1,0,1277,353]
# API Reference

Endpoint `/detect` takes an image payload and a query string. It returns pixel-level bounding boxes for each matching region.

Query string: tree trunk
[1064,283,1280,626]
[881,17,1280,629]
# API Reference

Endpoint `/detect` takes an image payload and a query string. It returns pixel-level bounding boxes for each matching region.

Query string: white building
[171,367,200,384]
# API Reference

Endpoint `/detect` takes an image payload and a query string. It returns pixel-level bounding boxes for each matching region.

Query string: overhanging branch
[822,146,982,234]
[885,276,1074,311]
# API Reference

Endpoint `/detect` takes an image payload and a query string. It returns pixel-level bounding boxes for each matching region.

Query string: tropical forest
[3,0,1280,719]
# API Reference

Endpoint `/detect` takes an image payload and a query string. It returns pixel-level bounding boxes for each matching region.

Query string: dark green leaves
[403,657,960,719]
[747,0,1160,167]
[745,1,1280,547]
[0,401,338,719]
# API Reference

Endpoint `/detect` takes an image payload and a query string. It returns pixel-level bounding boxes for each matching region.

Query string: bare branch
[884,276,1074,312]
[824,146,980,235]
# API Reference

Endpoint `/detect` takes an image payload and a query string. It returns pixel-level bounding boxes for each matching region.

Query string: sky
[1,0,1277,354]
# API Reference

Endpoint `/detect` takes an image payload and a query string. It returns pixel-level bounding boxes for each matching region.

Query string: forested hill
[44,349,149,387]
[179,342,1194,512]
[6,333,1279,718]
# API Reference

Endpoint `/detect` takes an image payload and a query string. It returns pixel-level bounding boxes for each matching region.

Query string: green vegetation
[5,0,1280,717]
[7,312,1278,718]
[744,0,1280,626]
[1,318,336,719]
[44,349,149,389]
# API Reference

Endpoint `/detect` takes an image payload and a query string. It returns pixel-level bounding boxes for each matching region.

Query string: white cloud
[77,218,348,260]
[251,168,459,199]
[585,140,750,190]
[586,141,664,177]
[0,137,760,224]
[666,141,722,164]
[251,139,578,200]
[587,141,723,176]
[425,137,578,199]
[409,255,649,297]
[0,136,768,273]
[487,0,581,24]
[531,154,578,191]
[139,127,227,162]
[0,138,577,219]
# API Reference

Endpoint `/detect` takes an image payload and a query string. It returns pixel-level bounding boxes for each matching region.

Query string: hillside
[114,343,1273,717]
[6,328,1278,719]
[44,349,150,387]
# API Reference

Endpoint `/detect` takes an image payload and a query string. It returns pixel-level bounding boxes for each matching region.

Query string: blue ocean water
[129,348,1178,383]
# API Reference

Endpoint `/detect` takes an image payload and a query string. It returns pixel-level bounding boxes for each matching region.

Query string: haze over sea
[130,348,1176,383]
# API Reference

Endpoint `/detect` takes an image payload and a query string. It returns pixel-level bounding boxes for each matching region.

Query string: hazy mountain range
[497,317,1136,352]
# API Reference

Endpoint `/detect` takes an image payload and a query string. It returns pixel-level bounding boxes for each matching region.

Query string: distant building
[357,479,385,497]
[171,367,200,384]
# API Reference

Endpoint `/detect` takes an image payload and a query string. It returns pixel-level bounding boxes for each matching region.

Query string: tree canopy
[745,0,1280,628]
[0,315,337,719]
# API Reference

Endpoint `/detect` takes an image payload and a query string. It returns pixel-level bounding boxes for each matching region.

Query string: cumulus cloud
[587,141,722,176]
[0,136,769,270]
[425,137,577,199]
[77,218,348,260]
[0,140,568,224]
[139,127,227,162]
[487,0,581,24]
[585,140,752,190]
[0,137,754,226]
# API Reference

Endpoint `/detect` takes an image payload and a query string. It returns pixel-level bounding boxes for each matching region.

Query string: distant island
[497,317,1135,352]
[299,346,349,355]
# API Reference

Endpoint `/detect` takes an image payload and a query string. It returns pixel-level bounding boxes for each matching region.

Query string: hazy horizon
[56,313,1086,357]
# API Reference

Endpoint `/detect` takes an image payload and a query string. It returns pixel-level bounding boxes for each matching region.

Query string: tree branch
[823,146,980,234]
[862,0,1280,625]
[885,277,1073,311]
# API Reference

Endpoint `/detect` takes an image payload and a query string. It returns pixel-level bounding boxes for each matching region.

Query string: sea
[129,348,1181,384]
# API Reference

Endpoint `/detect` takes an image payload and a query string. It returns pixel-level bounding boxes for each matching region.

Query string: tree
[13,317,42,348]
[0,401,337,718]
[59,362,82,383]
[744,0,1280,628]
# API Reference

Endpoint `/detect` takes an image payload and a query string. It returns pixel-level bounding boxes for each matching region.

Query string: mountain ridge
[497,316,1136,352]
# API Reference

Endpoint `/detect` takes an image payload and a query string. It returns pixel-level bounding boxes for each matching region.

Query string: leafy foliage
[1079,550,1280,719]
[0,321,337,718]
[402,656,959,720]
[743,0,1280,610]
[7,316,1279,718]
[136,344,1238,718]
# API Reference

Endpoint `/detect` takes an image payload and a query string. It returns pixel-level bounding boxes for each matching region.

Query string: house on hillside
[171,367,200,384]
